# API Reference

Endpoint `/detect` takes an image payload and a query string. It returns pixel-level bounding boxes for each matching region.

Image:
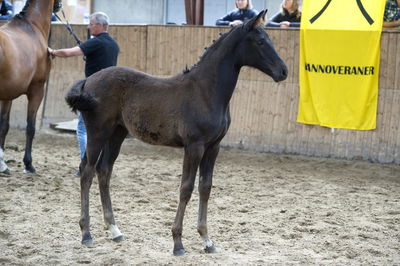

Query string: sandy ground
[0,128,399,265]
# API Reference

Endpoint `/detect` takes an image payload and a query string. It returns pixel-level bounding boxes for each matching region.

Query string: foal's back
[84,66,221,147]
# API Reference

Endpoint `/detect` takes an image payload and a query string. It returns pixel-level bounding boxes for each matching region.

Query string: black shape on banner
[356,0,374,25]
[309,0,374,25]
[309,0,332,23]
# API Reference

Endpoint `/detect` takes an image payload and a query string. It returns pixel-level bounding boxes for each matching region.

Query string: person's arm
[48,46,83,58]
[383,19,400,28]
[216,12,233,26]
[266,21,281,27]
[265,13,282,27]
[0,13,12,20]
[288,21,301,27]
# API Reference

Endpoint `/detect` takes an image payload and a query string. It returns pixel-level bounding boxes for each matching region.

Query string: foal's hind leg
[0,101,12,174]
[80,134,105,246]
[96,126,128,243]
[198,142,220,253]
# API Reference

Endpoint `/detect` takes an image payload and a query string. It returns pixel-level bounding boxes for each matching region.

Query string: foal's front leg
[198,142,220,253]
[172,143,204,256]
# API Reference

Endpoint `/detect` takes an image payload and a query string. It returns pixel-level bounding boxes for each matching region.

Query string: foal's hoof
[173,248,186,256]
[81,237,93,247]
[112,235,124,243]
[23,166,36,174]
[204,245,219,254]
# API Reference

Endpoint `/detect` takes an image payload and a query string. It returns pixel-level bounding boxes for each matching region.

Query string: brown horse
[0,0,62,174]
[66,10,287,255]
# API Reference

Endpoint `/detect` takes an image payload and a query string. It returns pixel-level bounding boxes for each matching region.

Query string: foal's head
[236,10,288,82]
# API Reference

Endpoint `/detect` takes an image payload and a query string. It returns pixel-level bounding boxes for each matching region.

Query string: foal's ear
[244,9,268,31]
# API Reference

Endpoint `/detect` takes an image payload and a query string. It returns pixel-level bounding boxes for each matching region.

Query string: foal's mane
[183,25,245,74]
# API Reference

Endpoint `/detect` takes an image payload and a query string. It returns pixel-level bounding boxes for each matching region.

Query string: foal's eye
[256,40,264,45]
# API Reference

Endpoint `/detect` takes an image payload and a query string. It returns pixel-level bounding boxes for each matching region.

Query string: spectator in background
[383,0,400,28]
[51,13,58,21]
[0,0,13,20]
[216,0,258,26]
[266,0,301,28]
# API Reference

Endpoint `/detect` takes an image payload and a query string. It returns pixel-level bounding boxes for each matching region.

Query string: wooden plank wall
[8,24,400,163]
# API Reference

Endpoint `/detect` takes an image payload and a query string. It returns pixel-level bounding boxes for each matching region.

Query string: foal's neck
[193,43,242,110]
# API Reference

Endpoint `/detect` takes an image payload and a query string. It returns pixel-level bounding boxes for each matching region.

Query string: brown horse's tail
[65,79,98,113]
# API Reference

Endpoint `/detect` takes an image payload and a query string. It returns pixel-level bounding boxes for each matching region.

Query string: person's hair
[281,0,301,19]
[90,12,110,30]
[235,0,253,10]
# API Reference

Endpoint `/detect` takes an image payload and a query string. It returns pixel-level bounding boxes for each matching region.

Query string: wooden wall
[8,24,400,163]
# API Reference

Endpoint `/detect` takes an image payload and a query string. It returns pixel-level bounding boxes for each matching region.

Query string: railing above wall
[6,23,400,163]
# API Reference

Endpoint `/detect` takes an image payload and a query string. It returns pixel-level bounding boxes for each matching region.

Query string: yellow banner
[298,0,386,130]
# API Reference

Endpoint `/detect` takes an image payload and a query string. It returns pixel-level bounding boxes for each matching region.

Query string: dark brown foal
[66,10,288,256]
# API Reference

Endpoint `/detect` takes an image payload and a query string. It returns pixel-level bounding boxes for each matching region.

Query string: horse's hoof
[81,237,93,247]
[173,248,186,256]
[204,245,219,254]
[1,168,11,175]
[112,235,124,243]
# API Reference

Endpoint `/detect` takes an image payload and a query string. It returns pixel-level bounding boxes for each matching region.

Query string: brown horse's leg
[0,100,12,174]
[23,86,45,173]
[198,142,220,253]
[172,143,204,256]
[96,125,128,242]
[80,133,105,246]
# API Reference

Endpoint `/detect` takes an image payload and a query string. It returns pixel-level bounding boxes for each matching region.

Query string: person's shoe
[75,170,81,177]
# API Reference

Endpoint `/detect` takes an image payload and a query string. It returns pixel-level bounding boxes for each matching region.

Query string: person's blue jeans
[77,112,87,160]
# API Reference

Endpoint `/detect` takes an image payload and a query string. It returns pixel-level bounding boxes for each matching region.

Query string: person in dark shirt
[48,12,119,176]
[383,0,400,28]
[216,0,258,26]
[0,0,13,20]
[267,0,302,28]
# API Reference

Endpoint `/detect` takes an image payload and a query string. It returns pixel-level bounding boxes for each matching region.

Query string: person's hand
[280,21,290,28]
[229,20,243,27]
[48,47,55,59]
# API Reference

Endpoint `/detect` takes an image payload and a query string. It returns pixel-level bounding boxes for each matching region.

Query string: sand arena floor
[0,129,399,265]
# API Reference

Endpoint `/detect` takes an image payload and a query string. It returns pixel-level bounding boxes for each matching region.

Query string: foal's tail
[65,79,98,113]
